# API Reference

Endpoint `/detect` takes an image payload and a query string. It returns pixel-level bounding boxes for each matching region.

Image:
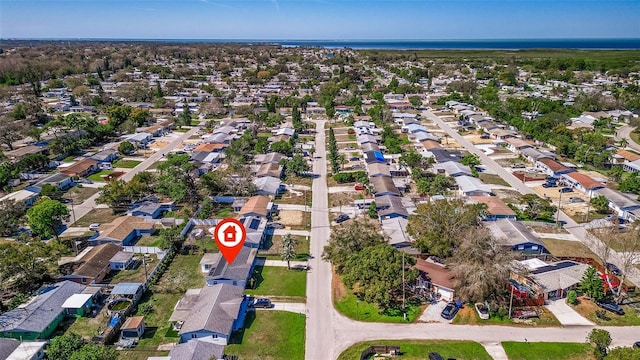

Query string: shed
[61,294,94,317]
[120,316,145,340]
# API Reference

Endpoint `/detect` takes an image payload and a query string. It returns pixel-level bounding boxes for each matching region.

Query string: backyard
[337,340,492,360]
[245,265,307,301]
[225,311,306,360]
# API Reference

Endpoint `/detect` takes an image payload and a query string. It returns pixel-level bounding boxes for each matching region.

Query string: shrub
[567,290,578,305]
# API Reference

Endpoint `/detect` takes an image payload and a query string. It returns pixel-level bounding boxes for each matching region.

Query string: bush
[333,171,368,184]
[567,290,578,305]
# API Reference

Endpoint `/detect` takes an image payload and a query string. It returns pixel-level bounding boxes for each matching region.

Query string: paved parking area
[545,299,593,326]
[418,300,449,323]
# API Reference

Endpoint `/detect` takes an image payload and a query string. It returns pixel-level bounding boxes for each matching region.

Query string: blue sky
[1,0,639,39]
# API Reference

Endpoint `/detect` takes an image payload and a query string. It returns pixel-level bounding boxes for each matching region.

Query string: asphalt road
[423,110,640,288]
[614,125,640,153]
[65,127,199,225]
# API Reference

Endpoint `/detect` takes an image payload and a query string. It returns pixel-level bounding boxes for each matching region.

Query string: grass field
[479,173,511,186]
[261,234,310,261]
[570,297,640,326]
[245,265,307,299]
[225,311,305,360]
[502,342,594,360]
[337,340,492,360]
[62,185,99,203]
[541,238,598,260]
[87,170,116,182]
[113,159,142,168]
[333,273,423,323]
[452,305,561,327]
[72,208,121,227]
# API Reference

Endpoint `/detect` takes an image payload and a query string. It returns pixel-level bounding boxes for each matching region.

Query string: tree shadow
[248,266,264,290]
[260,235,273,251]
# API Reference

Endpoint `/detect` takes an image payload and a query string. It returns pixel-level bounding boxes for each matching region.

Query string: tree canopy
[323,219,386,273]
[27,197,69,240]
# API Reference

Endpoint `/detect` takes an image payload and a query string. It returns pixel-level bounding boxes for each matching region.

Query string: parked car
[440,302,459,320]
[475,303,490,320]
[633,342,640,349]
[335,214,350,224]
[512,164,526,169]
[542,183,556,188]
[428,353,445,360]
[267,222,285,229]
[354,184,365,191]
[568,197,585,203]
[559,187,574,193]
[249,298,273,309]
[596,301,625,315]
[605,262,622,276]
[512,309,539,319]
[89,223,101,231]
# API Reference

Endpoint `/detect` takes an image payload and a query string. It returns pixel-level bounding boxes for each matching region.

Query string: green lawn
[261,235,310,261]
[479,173,511,186]
[502,342,594,360]
[452,304,561,327]
[62,185,99,203]
[72,208,121,227]
[225,311,305,360]
[338,340,492,360]
[155,254,204,292]
[245,266,307,299]
[334,287,424,323]
[112,159,142,168]
[87,170,115,182]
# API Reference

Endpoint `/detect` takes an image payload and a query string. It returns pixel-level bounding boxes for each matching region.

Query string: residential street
[64,127,199,226]
[423,110,640,288]
[614,125,640,153]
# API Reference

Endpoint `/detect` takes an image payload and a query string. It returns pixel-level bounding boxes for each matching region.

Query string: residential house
[25,173,74,193]
[92,216,156,246]
[0,189,39,208]
[120,316,145,340]
[592,187,640,222]
[520,148,551,163]
[455,176,492,197]
[110,251,135,270]
[535,158,573,177]
[611,149,640,166]
[380,217,413,249]
[375,194,409,220]
[61,158,99,178]
[367,163,391,177]
[0,339,46,360]
[255,163,283,179]
[127,200,175,219]
[357,134,378,146]
[515,260,589,300]
[0,281,86,340]
[370,176,401,197]
[90,149,118,163]
[238,216,268,248]
[413,259,455,301]
[169,284,247,345]
[5,146,47,162]
[61,294,94,317]
[561,172,604,195]
[504,138,533,154]
[488,128,517,139]
[253,176,283,197]
[433,162,472,177]
[163,340,225,360]
[361,143,381,153]
[623,159,640,173]
[253,152,284,164]
[486,219,548,255]
[200,247,257,287]
[238,195,273,219]
[62,243,123,285]
[468,196,516,221]
[364,150,386,164]
[427,149,462,163]
[123,132,153,148]
[421,140,442,151]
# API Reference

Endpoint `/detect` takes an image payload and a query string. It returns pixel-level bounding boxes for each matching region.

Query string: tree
[158,226,183,251]
[341,243,417,309]
[449,228,516,306]
[567,290,578,305]
[27,197,69,241]
[590,195,610,213]
[157,153,198,203]
[407,199,483,257]
[199,170,227,196]
[323,219,386,273]
[283,155,310,177]
[367,201,378,219]
[518,194,556,221]
[68,343,118,360]
[0,199,26,236]
[460,154,481,168]
[579,266,605,302]
[587,328,611,360]
[47,333,86,360]
[408,96,422,108]
[0,240,66,292]
[270,140,293,155]
[281,233,297,270]
[118,141,135,155]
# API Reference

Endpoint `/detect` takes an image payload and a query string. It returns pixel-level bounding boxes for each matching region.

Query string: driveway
[260,302,307,315]
[545,299,593,326]
[418,300,448,323]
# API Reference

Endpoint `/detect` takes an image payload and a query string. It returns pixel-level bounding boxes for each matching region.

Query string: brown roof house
[413,259,456,302]
[469,196,517,221]
[238,195,273,218]
[61,158,99,178]
[62,243,122,285]
[120,316,145,340]
[91,216,156,246]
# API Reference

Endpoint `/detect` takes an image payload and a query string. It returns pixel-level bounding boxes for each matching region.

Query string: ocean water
[4,38,640,50]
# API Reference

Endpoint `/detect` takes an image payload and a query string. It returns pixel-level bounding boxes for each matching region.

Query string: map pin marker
[214,218,247,264]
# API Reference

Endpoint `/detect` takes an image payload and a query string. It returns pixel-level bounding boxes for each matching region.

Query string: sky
[1,0,639,40]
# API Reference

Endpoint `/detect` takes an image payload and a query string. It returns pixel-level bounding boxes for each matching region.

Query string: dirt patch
[73,208,121,227]
[276,210,304,226]
[496,158,525,167]
[149,141,169,149]
[465,134,494,145]
[541,238,597,259]
[275,189,312,206]
[493,189,524,204]
[332,269,346,301]
[528,225,569,234]
[330,192,364,208]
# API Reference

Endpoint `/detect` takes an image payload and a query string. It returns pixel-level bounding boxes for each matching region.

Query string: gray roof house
[0,281,86,340]
[380,217,413,249]
[169,284,248,345]
[90,149,118,163]
[253,176,283,197]
[433,162,472,177]
[376,194,409,219]
[127,200,175,219]
[167,339,225,360]
[486,219,548,255]
[593,187,640,222]
[200,246,257,287]
[455,175,492,196]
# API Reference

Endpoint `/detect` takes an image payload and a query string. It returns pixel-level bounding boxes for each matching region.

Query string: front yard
[72,208,121,227]
[478,173,511,187]
[245,265,307,301]
[62,185,99,203]
[338,340,492,360]
[540,238,598,260]
[260,234,310,261]
[569,296,640,326]
[225,310,305,360]
[112,159,143,168]
[501,341,594,360]
[452,304,561,327]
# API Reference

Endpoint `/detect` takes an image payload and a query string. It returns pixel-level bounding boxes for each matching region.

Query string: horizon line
[2,37,640,42]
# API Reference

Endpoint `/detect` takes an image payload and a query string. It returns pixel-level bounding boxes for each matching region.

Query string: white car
[89,223,101,231]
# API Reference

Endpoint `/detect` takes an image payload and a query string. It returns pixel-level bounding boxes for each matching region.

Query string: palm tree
[281,233,298,270]
[619,138,629,149]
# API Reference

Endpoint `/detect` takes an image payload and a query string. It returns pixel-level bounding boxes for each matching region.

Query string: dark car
[335,214,350,223]
[568,197,585,203]
[428,353,445,360]
[440,302,459,320]
[605,262,622,276]
[267,222,285,229]
[249,298,272,309]
[559,187,573,193]
[633,342,640,349]
[542,183,556,188]
[596,301,625,315]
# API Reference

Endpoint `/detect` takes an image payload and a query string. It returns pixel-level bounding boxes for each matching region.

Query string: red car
[354,184,365,191]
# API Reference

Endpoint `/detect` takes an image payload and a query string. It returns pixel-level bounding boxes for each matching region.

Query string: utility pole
[508,285,514,319]
[556,189,563,228]
[402,251,406,321]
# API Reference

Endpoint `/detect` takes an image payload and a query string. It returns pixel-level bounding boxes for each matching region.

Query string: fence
[122,246,168,259]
